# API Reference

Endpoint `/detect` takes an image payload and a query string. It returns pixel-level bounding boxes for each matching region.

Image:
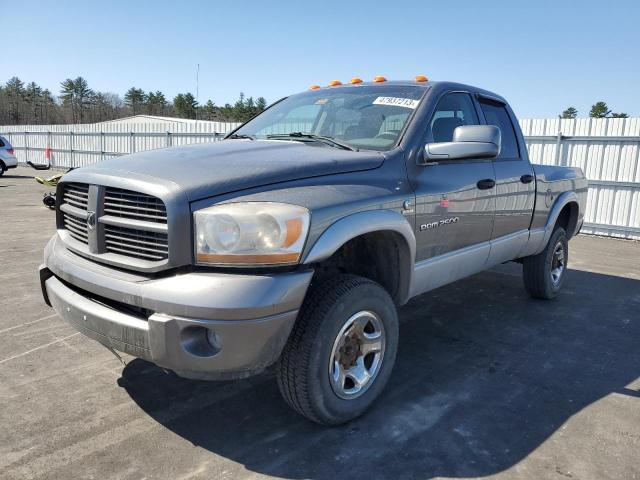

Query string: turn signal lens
[309,85,321,90]
[349,77,363,84]
[373,76,387,82]
[415,75,428,82]
[328,80,342,87]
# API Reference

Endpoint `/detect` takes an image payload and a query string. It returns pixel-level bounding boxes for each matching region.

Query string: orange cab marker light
[415,75,429,82]
[373,76,387,83]
[349,77,363,84]
[309,85,321,90]
[328,80,342,87]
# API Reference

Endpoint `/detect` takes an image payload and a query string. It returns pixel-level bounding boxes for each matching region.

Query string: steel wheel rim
[328,310,386,400]
[550,241,565,285]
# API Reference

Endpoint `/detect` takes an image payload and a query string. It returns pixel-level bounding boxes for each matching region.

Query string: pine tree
[559,107,578,119]
[59,77,94,123]
[202,100,216,120]
[589,102,611,118]
[5,77,25,123]
[124,87,146,115]
[173,92,198,119]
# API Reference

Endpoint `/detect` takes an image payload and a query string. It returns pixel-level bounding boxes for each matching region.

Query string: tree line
[559,102,628,119]
[0,76,267,125]
[3,75,632,125]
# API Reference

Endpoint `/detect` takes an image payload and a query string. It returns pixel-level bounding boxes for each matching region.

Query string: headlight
[194,202,310,266]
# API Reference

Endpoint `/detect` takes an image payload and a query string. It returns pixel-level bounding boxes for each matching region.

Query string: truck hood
[74,140,384,201]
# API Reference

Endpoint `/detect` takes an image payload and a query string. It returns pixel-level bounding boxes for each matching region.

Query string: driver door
[409,92,496,264]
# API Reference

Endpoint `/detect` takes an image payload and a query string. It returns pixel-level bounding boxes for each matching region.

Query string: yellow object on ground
[35,173,64,187]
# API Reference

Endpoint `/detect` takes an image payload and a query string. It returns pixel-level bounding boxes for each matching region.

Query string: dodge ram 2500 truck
[40,78,587,425]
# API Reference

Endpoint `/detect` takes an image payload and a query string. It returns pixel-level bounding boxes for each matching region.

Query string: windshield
[232,84,428,151]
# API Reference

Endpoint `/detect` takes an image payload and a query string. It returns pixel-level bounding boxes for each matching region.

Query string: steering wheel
[375,131,398,140]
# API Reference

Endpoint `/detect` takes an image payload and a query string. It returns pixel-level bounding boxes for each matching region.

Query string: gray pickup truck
[40,79,587,425]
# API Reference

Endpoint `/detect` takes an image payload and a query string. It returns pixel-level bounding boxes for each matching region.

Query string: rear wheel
[523,227,568,299]
[277,274,399,425]
[0,162,5,177]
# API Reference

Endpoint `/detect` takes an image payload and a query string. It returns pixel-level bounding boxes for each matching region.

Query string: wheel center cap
[339,334,361,368]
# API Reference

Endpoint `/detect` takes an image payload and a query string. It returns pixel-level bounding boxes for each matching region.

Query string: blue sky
[3,0,639,118]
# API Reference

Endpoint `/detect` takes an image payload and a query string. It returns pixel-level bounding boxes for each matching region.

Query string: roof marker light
[309,85,321,90]
[415,75,429,82]
[349,77,363,84]
[373,76,387,83]
[328,80,342,87]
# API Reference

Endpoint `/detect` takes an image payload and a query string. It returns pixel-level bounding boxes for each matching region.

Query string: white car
[0,135,18,176]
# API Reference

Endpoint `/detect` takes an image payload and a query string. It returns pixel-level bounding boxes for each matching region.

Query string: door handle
[520,174,534,184]
[476,178,496,190]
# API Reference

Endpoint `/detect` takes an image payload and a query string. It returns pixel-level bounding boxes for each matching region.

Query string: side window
[478,100,519,159]
[429,93,479,142]
[0,137,5,148]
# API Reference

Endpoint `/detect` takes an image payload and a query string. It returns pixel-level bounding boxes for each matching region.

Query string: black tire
[523,227,568,299]
[0,162,5,177]
[276,274,399,425]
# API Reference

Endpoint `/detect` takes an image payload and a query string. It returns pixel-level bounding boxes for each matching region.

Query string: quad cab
[40,78,587,424]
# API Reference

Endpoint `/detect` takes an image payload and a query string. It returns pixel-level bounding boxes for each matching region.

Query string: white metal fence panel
[520,117,640,240]
[0,121,241,168]
[2,117,639,240]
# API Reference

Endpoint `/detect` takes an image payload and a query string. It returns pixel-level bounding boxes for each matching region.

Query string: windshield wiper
[266,132,358,151]
[226,133,256,140]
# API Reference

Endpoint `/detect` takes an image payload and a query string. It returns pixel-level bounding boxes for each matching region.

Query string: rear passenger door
[477,97,535,240]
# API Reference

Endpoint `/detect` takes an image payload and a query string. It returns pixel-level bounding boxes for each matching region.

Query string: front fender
[303,209,416,265]
[302,210,416,304]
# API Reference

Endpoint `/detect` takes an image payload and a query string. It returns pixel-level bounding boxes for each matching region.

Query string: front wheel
[522,227,568,299]
[276,274,399,425]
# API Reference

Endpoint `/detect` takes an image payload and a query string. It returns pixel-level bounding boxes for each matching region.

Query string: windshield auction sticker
[373,97,420,109]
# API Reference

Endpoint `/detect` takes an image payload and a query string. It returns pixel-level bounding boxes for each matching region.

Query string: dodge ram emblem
[86,211,97,230]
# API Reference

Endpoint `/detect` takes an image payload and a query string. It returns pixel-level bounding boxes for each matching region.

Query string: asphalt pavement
[1,167,639,480]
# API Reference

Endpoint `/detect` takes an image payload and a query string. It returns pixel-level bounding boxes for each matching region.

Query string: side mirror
[421,125,501,164]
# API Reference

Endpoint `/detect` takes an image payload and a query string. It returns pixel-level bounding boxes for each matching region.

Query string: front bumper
[41,235,314,379]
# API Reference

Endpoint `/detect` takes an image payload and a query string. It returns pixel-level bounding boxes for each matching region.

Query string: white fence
[2,117,639,240]
[521,117,640,240]
[0,121,241,169]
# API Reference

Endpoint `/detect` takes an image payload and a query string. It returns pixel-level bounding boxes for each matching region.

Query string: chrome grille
[62,183,89,210]
[104,187,167,223]
[59,183,169,264]
[104,224,169,261]
[62,183,89,245]
[63,212,89,244]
